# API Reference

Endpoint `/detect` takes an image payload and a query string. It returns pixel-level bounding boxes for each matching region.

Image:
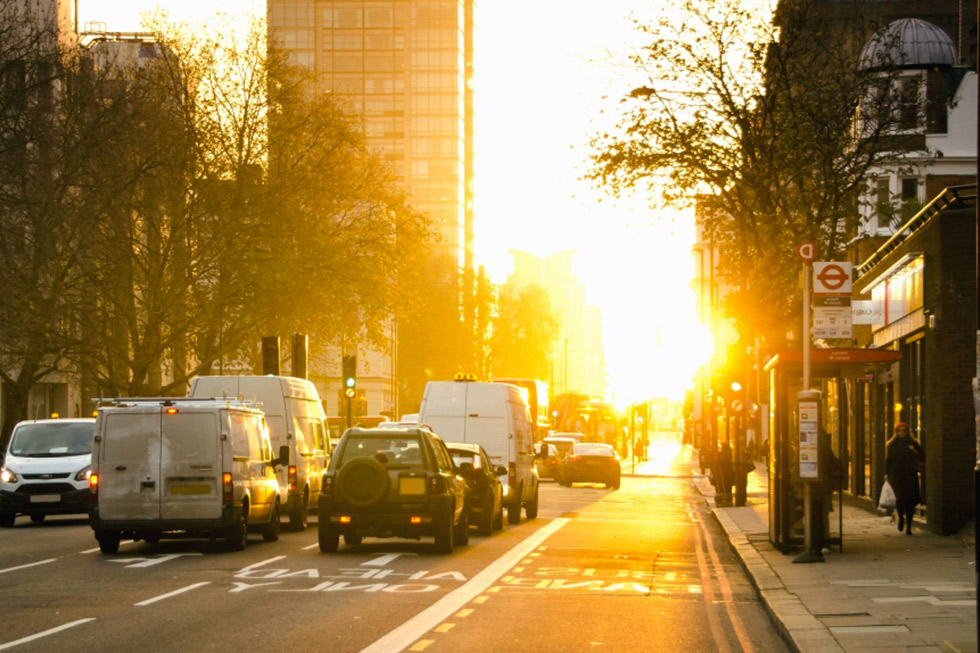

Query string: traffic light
[342,354,356,392]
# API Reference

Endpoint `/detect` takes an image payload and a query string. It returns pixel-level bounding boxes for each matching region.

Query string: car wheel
[0,510,14,528]
[288,490,309,532]
[612,477,621,490]
[318,521,339,553]
[97,530,121,555]
[227,507,248,551]
[453,505,469,546]
[492,497,504,531]
[434,509,454,553]
[29,514,45,523]
[525,485,539,520]
[477,496,493,536]
[506,497,521,525]
[344,533,362,547]
[262,501,281,542]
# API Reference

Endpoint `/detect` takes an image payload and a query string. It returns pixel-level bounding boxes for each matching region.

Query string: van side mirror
[276,445,289,467]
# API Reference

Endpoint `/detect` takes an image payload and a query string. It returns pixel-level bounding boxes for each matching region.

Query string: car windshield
[338,436,425,469]
[573,443,614,457]
[449,449,481,469]
[545,439,575,457]
[10,422,95,457]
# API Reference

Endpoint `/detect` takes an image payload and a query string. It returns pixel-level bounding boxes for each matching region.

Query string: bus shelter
[765,348,902,553]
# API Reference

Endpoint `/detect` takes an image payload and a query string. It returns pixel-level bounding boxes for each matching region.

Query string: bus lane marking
[0,558,56,575]
[0,618,95,651]
[134,582,212,606]
[229,560,468,594]
[359,517,570,653]
[106,553,202,568]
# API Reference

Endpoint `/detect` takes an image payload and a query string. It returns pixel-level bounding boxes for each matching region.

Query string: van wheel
[227,510,248,551]
[525,485,539,520]
[434,509,454,553]
[477,497,493,536]
[288,490,309,531]
[344,533,362,547]
[97,531,121,555]
[262,502,281,542]
[0,511,15,528]
[318,521,339,553]
[507,500,521,525]
[454,506,469,546]
[29,514,45,523]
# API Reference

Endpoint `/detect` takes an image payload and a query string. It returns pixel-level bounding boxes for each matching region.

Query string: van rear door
[418,382,468,441]
[99,410,162,521]
[160,410,222,520]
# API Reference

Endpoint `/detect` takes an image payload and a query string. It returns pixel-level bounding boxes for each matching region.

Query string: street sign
[813,262,852,295]
[796,241,816,262]
[812,295,853,338]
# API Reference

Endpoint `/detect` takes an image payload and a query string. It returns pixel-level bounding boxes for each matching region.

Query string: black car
[318,426,468,553]
[558,442,621,489]
[447,442,505,535]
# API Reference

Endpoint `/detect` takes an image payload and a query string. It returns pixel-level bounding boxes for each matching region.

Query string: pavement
[683,452,978,653]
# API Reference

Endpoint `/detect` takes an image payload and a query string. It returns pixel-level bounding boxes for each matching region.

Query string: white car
[0,418,96,527]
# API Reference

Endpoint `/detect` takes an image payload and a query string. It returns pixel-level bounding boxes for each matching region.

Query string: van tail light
[288,465,298,492]
[88,473,99,506]
[222,472,233,503]
[322,475,333,497]
[508,462,516,488]
[428,475,443,495]
[568,456,582,465]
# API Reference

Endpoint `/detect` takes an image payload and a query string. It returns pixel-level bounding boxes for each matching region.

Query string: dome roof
[858,18,957,71]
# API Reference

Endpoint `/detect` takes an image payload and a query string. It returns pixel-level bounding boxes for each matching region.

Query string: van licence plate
[30,494,60,503]
[399,478,426,495]
[170,484,211,495]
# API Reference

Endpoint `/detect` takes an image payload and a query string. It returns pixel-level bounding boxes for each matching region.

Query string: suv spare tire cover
[336,457,391,508]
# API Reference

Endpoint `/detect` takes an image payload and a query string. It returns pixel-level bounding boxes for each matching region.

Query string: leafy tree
[490,283,560,381]
[589,0,914,348]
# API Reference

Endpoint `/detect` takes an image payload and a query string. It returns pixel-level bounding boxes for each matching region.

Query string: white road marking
[0,558,56,575]
[134,582,212,606]
[107,553,202,568]
[0,618,95,651]
[236,556,287,574]
[363,553,417,567]
[359,518,569,653]
[301,543,320,551]
[80,547,101,555]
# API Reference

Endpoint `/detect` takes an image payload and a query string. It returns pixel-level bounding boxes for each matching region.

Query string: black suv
[318,427,468,553]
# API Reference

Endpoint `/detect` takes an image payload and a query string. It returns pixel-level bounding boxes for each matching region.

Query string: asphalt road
[0,445,787,652]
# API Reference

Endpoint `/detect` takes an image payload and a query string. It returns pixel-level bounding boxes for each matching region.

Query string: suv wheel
[262,501,281,542]
[434,509,455,553]
[525,485,539,520]
[453,505,469,546]
[97,530,121,555]
[318,520,339,553]
[288,490,309,532]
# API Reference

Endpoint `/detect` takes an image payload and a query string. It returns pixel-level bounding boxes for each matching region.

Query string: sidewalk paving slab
[687,454,977,653]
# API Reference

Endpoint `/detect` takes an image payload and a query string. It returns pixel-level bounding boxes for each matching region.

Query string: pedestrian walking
[713,442,734,506]
[885,422,923,535]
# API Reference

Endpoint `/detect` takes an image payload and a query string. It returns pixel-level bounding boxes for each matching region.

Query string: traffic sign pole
[804,261,811,391]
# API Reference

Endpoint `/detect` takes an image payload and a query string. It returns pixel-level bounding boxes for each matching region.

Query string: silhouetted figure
[886,422,923,535]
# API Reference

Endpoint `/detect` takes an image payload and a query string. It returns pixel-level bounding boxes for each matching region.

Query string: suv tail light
[428,475,444,495]
[288,465,298,492]
[88,473,99,506]
[508,462,516,488]
[222,472,233,503]
[322,475,333,497]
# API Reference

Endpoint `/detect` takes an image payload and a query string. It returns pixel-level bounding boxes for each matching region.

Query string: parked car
[189,375,330,531]
[318,426,468,553]
[418,379,539,525]
[558,442,621,490]
[447,442,504,535]
[0,418,96,527]
[89,398,285,553]
[534,443,561,480]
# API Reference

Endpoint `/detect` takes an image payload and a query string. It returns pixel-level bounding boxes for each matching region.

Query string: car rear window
[449,449,481,469]
[573,443,614,457]
[338,436,425,469]
[10,422,95,457]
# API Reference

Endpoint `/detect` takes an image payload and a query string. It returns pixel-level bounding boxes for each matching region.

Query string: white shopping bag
[878,479,896,510]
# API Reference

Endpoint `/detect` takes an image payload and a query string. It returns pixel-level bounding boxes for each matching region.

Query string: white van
[89,398,285,554]
[189,375,329,530]
[0,418,96,527]
[418,379,538,524]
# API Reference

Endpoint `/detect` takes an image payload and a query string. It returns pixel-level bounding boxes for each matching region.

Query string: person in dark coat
[715,443,734,503]
[885,422,923,535]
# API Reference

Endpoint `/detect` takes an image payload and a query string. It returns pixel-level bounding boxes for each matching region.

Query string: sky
[79,0,710,404]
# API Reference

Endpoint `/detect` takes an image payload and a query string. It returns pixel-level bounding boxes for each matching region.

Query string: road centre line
[0,558,56,575]
[359,518,570,653]
[0,618,95,651]
[80,547,101,554]
[301,543,320,551]
[134,582,212,607]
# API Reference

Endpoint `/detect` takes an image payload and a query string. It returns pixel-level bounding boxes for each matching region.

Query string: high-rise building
[267,0,474,265]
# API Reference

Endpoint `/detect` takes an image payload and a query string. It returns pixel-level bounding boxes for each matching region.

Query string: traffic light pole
[347,395,352,430]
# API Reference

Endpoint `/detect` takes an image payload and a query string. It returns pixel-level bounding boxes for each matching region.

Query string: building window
[898,76,919,130]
